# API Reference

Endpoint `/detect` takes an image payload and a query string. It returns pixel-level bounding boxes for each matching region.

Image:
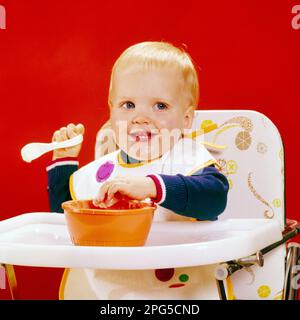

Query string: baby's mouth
[129,130,158,142]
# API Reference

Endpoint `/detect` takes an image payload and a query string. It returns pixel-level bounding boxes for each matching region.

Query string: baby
[47,41,230,299]
[47,41,229,222]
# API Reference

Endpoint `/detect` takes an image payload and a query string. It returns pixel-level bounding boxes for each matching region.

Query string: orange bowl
[62,199,156,247]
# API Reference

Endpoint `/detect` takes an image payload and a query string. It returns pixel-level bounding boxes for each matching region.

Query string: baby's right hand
[52,123,85,160]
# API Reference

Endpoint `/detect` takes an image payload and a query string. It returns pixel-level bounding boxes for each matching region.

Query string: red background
[0,0,299,299]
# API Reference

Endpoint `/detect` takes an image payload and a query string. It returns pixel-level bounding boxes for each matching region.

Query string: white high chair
[0,110,299,300]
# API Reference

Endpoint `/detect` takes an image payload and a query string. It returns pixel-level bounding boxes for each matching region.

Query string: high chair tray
[0,212,282,269]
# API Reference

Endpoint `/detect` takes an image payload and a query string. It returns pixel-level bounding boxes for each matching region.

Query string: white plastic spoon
[21,134,83,163]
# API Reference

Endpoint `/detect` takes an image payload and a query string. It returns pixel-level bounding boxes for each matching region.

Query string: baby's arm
[47,123,84,212]
[93,165,229,220]
[147,165,229,220]
[47,158,79,212]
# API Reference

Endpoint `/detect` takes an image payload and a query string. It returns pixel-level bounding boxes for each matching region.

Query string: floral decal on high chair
[193,110,285,299]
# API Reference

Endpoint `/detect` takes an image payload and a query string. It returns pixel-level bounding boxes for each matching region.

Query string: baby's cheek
[158,117,184,131]
[158,119,172,130]
[112,120,128,141]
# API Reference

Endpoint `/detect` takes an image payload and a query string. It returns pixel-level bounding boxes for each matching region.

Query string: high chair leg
[216,280,227,300]
[2,264,19,300]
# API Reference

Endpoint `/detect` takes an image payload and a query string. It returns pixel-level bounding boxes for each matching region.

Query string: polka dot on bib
[96,161,114,182]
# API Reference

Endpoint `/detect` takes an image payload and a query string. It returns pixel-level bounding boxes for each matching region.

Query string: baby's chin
[122,141,164,162]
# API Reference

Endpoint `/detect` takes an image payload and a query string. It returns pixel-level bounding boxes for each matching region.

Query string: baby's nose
[132,115,151,124]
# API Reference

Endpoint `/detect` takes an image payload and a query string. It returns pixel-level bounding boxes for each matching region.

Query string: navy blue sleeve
[47,165,78,213]
[158,165,229,220]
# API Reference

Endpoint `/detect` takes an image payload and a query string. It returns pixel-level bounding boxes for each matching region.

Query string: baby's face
[110,64,193,161]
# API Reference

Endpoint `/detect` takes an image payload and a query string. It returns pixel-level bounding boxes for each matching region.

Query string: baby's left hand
[93,176,157,207]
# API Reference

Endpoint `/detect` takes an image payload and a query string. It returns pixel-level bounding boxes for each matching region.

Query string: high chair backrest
[192,110,285,229]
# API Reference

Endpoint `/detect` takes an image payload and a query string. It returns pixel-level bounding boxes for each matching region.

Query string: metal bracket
[0,264,19,300]
[237,251,264,268]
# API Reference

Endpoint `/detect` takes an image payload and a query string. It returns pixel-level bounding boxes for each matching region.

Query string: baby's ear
[184,106,195,129]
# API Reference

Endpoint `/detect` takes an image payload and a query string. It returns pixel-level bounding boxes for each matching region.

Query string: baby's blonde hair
[108,41,199,108]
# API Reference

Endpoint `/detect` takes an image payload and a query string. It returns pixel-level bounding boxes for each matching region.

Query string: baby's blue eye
[122,102,135,109]
[154,102,168,111]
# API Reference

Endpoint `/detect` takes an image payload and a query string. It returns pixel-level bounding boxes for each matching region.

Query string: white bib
[70,138,216,221]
